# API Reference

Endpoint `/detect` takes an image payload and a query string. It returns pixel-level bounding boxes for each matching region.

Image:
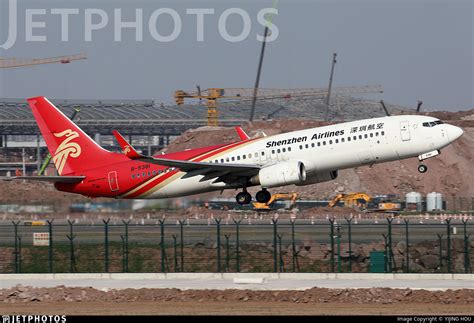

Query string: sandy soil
[1,286,473,315]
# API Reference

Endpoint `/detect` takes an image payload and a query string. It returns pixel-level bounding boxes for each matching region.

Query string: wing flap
[112,129,260,178]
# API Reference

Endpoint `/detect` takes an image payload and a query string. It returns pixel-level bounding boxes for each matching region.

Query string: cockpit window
[422,120,444,127]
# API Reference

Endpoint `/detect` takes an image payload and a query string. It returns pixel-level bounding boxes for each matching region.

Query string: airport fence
[0,217,472,274]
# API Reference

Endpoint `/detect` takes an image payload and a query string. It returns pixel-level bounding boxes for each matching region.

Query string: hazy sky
[0,0,472,111]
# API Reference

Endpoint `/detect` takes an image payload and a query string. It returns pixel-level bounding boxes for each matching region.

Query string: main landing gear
[236,190,252,205]
[255,189,272,203]
[236,188,272,205]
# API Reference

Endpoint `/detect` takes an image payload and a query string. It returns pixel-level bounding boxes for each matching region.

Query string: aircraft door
[108,171,119,192]
[259,150,267,163]
[400,121,411,141]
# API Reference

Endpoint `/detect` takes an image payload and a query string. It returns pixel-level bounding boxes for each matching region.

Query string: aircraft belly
[145,174,229,199]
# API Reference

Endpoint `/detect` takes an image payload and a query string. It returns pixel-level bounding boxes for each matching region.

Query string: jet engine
[295,170,338,186]
[251,161,306,188]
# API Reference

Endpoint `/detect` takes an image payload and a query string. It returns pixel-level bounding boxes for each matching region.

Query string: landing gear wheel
[418,164,428,173]
[256,189,272,203]
[236,191,252,205]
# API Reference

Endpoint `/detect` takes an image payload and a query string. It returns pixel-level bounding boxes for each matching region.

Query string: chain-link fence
[1,217,472,274]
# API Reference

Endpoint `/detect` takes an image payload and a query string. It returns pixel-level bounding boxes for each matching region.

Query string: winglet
[235,126,250,141]
[112,130,143,159]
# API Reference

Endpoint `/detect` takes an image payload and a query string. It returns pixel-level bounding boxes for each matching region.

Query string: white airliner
[14,97,464,205]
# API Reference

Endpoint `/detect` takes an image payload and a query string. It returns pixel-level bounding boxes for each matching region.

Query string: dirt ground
[1,301,473,315]
[1,286,473,315]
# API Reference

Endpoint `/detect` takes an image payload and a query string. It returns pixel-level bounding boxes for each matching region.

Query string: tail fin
[27,96,110,175]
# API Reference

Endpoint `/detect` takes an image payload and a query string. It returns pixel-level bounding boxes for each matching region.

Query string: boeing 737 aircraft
[10,96,464,205]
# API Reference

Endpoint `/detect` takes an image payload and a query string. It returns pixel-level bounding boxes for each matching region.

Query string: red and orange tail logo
[52,129,82,175]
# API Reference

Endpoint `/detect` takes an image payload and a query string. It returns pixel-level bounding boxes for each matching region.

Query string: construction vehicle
[328,192,372,209]
[252,193,299,210]
[174,85,383,126]
[328,192,402,212]
[0,53,87,69]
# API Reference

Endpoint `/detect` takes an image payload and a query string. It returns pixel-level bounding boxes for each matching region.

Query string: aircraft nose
[448,125,464,141]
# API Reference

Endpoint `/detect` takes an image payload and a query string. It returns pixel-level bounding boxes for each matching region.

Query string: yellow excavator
[327,192,373,210]
[328,192,401,212]
[252,193,299,210]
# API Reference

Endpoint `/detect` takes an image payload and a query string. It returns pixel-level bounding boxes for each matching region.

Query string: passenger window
[323,141,326,146]
[341,138,345,142]
[248,154,252,158]
[299,145,303,150]
[152,170,156,175]
[364,134,368,139]
[359,135,362,140]
[381,131,385,136]
[131,174,135,179]
[335,139,339,144]
[305,144,309,149]
[226,158,229,162]
[347,137,351,142]
[375,132,379,136]
[317,142,321,146]
[288,147,291,152]
[272,150,275,154]
[137,174,140,178]
[370,133,373,138]
[142,172,146,177]
[243,155,246,160]
[261,151,265,155]
[221,158,224,163]
[231,157,235,161]
[277,149,281,153]
[254,153,258,157]
[353,136,356,140]
[237,156,240,160]
[329,140,333,144]
[282,148,286,152]
[148,172,150,176]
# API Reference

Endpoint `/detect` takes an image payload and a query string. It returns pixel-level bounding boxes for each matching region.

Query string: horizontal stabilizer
[3,176,85,183]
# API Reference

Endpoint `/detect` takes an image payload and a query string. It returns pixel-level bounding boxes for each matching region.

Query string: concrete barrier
[233,278,266,284]
[0,273,472,282]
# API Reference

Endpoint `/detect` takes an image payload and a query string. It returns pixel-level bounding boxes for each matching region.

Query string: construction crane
[174,85,383,126]
[252,193,299,210]
[0,53,87,69]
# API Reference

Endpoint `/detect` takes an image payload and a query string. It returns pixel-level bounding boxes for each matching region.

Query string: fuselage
[56,115,463,199]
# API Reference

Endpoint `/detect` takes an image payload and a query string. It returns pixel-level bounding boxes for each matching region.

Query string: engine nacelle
[295,170,338,186]
[251,161,306,188]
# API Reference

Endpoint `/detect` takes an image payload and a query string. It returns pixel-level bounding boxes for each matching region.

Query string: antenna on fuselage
[416,101,423,113]
[379,100,391,116]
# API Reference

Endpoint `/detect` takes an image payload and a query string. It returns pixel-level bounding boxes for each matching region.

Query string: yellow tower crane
[174,85,383,126]
[0,53,87,69]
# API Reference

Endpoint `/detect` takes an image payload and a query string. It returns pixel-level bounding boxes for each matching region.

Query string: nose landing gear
[418,164,428,173]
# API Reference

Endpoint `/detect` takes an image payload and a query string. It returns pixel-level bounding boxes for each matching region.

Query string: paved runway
[1,274,473,291]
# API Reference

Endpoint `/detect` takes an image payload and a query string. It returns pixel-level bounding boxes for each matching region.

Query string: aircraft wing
[112,130,260,182]
[3,176,86,183]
